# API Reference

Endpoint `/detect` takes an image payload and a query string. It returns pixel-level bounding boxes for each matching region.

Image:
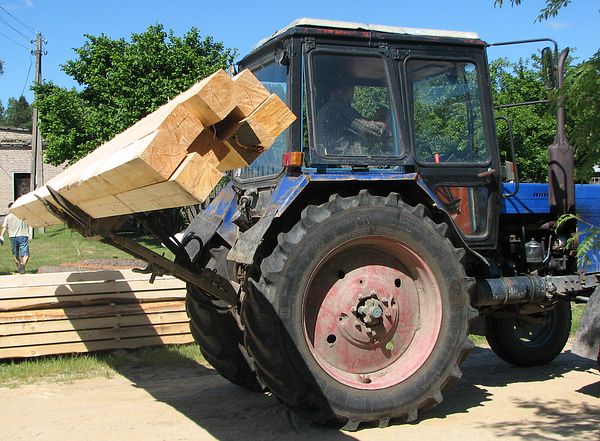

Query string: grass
[0,224,174,274]
[0,344,206,388]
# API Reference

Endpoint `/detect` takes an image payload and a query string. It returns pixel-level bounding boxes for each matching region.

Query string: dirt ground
[1,345,598,441]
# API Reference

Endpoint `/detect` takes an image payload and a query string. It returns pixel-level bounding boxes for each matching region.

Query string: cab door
[401,51,500,249]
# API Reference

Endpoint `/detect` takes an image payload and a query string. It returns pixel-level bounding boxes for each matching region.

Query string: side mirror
[274,41,290,66]
[541,47,557,89]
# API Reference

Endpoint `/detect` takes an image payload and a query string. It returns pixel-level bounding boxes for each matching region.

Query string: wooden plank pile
[0,270,192,358]
[11,69,296,227]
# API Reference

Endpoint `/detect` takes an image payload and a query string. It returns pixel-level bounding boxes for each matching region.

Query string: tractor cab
[233,19,501,249]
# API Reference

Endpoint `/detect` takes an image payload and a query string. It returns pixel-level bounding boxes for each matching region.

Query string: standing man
[1,203,30,274]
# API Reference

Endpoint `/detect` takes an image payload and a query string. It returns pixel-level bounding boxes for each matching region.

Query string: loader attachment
[41,186,239,307]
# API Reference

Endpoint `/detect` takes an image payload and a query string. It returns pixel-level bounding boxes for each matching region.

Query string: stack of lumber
[11,69,296,227]
[0,270,192,358]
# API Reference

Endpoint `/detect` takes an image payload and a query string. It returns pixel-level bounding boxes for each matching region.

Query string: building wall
[0,128,66,221]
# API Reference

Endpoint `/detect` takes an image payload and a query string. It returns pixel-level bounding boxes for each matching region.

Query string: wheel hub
[312,264,420,376]
[304,238,443,390]
[356,295,384,326]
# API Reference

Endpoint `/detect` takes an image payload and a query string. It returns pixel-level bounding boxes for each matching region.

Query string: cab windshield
[237,61,288,180]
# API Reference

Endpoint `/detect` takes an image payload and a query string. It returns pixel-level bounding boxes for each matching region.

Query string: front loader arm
[40,186,238,307]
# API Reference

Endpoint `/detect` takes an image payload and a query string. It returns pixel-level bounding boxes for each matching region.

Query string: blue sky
[1,0,598,108]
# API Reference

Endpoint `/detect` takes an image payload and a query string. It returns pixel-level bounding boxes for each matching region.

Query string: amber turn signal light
[282,151,303,167]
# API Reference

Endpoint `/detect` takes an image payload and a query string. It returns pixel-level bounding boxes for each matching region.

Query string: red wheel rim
[303,236,442,390]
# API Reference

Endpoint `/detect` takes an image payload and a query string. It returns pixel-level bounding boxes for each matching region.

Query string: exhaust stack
[548,48,575,214]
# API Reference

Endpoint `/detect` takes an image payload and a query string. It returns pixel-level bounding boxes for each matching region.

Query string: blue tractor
[47,19,600,429]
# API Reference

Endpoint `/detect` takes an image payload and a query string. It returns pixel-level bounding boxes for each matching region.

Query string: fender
[221,170,488,271]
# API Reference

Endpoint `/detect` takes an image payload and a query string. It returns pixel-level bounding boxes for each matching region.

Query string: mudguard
[226,171,487,269]
[572,287,600,365]
[183,170,488,271]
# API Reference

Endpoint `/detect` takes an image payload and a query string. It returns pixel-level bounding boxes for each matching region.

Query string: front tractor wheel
[485,300,572,367]
[242,191,474,428]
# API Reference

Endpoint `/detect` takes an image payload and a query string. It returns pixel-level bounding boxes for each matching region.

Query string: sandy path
[1,346,598,441]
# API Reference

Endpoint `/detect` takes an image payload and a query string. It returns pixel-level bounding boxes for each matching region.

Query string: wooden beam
[0,289,186,312]
[232,69,271,117]
[0,278,185,299]
[0,300,186,323]
[0,333,194,358]
[9,69,298,227]
[0,311,190,337]
[0,270,180,288]
[233,94,296,149]
[1,322,191,348]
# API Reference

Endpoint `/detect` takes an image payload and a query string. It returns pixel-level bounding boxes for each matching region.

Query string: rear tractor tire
[242,190,474,428]
[186,245,261,391]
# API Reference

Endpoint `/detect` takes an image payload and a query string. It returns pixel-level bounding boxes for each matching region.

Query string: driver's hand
[351,119,386,138]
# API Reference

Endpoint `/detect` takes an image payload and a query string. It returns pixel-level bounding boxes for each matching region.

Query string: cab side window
[407,59,489,164]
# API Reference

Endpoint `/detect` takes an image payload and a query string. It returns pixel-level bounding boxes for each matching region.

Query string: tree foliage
[0,95,32,129]
[556,213,600,269]
[35,24,236,165]
[494,0,572,21]
[490,57,556,181]
[563,50,600,181]
[490,51,600,182]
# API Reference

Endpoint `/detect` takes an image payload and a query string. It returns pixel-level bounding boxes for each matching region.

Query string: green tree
[494,0,572,21]
[0,100,5,123]
[2,95,32,129]
[36,24,236,165]
[490,57,556,182]
[563,50,600,181]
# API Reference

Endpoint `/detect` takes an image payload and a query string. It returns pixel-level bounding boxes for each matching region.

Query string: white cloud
[0,0,33,11]
[545,21,571,31]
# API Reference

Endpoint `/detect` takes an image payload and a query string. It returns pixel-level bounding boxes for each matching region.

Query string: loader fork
[40,186,238,307]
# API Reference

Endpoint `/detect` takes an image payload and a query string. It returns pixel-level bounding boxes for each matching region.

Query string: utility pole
[30,31,45,192]
[30,32,46,236]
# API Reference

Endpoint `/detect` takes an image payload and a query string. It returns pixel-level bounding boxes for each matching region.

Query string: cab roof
[254,18,482,50]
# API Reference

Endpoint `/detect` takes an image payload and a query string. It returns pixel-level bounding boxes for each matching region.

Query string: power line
[20,55,34,98]
[0,14,32,41]
[0,30,30,50]
[0,5,36,34]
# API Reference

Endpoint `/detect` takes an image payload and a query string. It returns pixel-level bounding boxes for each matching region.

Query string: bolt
[357,374,371,384]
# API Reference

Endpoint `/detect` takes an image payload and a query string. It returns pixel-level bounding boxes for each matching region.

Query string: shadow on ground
[104,344,598,440]
[420,347,599,441]
[111,361,356,441]
[479,397,599,440]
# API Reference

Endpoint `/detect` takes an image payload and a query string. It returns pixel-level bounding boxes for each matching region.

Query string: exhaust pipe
[548,47,575,214]
[474,273,597,307]
[474,276,548,307]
